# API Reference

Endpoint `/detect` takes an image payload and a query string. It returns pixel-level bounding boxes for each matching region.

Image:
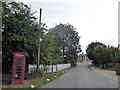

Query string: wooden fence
[115,63,120,75]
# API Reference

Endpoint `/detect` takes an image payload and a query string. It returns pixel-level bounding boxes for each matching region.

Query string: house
[79,52,88,61]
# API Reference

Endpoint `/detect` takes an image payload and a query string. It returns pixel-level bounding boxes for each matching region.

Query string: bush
[71,61,77,67]
[31,69,44,78]
[43,65,49,73]
[25,72,32,79]
[25,69,44,79]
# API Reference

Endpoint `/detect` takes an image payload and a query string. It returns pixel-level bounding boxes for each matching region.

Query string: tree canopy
[2,2,39,73]
[86,42,120,68]
[86,42,106,64]
[49,23,81,66]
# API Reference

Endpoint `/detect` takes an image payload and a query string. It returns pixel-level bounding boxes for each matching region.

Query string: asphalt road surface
[41,62,118,88]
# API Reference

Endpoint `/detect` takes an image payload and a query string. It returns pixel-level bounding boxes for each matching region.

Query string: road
[41,62,118,88]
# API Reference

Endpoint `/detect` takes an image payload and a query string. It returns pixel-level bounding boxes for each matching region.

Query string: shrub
[25,69,44,79]
[31,69,44,78]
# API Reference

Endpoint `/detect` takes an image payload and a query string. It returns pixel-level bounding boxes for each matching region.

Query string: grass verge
[2,67,71,88]
[91,64,115,71]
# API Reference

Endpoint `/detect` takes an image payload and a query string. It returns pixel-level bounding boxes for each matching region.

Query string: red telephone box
[11,52,26,85]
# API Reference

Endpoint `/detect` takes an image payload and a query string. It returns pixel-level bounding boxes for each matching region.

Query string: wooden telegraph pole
[36,8,42,72]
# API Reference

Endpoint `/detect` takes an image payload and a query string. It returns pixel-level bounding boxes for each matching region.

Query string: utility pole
[119,2,120,50]
[36,8,42,72]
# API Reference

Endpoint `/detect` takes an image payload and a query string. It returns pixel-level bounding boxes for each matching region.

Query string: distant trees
[86,42,106,64]
[86,42,120,68]
[49,24,81,66]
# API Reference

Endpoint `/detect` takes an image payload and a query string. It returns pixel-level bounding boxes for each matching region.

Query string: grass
[103,67,115,71]
[91,64,115,71]
[2,67,71,88]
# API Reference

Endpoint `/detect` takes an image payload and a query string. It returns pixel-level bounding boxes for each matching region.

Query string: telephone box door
[11,52,26,85]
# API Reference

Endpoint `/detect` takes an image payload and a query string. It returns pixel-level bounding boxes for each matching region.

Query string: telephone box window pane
[16,69,21,71]
[16,72,21,74]
[17,58,23,61]
[16,63,22,65]
[16,66,22,68]
[15,73,21,77]
[15,77,21,79]
[17,74,21,76]
[16,61,22,64]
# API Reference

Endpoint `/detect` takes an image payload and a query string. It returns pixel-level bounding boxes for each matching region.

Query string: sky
[16,0,120,53]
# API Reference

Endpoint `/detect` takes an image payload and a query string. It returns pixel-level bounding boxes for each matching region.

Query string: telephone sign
[11,52,26,85]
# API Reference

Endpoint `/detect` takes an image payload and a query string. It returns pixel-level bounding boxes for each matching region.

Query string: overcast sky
[16,0,119,53]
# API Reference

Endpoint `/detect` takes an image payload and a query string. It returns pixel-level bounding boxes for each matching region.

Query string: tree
[114,49,120,63]
[86,41,120,68]
[49,23,81,66]
[107,46,117,64]
[86,42,106,64]
[2,1,39,73]
[93,45,108,68]
[40,31,63,72]
[93,45,120,68]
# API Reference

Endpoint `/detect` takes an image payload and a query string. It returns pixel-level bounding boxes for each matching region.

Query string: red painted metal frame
[11,52,26,85]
